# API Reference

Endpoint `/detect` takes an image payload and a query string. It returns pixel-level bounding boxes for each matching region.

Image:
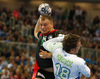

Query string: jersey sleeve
[43,42,63,53]
[78,59,90,77]
[43,36,64,53]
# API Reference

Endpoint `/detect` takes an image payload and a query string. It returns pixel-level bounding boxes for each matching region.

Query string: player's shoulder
[75,56,86,65]
[54,30,64,37]
[77,57,85,62]
[71,55,85,63]
[55,30,63,34]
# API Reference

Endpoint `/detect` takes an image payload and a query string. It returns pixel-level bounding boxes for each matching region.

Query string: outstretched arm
[43,35,65,52]
[34,16,41,39]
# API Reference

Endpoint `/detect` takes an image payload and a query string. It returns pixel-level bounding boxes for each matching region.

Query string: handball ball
[38,3,52,15]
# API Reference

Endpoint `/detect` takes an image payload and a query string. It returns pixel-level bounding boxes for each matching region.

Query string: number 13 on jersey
[55,63,70,79]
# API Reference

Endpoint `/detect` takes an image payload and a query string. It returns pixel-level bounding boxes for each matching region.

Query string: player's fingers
[40,49,46,53]
[40,49,43,52]
[39,53,44,57]
[39,52,47,58]
[40,50,47,54]
[39,54,46,59]
[39,53,42,55]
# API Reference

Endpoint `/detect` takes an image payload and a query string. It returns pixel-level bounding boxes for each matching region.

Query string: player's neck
[70,52,75,54]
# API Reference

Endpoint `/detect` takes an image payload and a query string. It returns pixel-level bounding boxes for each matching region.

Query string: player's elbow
[34,32,38,39]
[85,70,91,77]
[85,73,90,77]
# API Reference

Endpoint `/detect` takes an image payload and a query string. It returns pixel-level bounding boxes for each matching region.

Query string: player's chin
[42,31,47,34]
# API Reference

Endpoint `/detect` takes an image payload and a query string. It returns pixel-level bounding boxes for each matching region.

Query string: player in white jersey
[39,33,90,79]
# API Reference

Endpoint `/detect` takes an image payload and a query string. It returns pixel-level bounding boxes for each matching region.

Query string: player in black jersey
[32,15,63,79]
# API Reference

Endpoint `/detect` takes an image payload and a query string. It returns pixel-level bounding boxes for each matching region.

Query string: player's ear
[51,22,53,26]
[50,22,53,27]
[70,48,74,54]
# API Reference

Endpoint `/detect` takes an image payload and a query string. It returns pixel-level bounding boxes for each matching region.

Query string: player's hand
[39,49,52,58]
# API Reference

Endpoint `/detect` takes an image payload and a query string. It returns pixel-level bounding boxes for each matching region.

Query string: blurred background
[0,0,100,79]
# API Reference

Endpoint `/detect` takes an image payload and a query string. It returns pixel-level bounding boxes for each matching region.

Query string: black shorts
[36,69,55,79]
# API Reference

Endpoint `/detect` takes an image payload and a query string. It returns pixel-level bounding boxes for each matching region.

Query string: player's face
[74,41,82,54]
[40,19,53,34]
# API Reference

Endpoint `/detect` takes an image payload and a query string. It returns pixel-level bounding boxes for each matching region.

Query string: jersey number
[56,63,70,79]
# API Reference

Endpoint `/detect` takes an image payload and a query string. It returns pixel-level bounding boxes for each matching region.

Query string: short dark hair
[62,33,80,53]
[40,15,53,23]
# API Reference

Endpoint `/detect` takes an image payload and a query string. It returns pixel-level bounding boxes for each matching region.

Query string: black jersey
[36,29,63,69]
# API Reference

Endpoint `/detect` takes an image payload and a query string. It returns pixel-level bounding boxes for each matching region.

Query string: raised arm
[34,17,41,39]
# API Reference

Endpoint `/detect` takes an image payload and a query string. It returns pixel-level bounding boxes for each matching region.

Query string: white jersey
[43,36,90,79]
